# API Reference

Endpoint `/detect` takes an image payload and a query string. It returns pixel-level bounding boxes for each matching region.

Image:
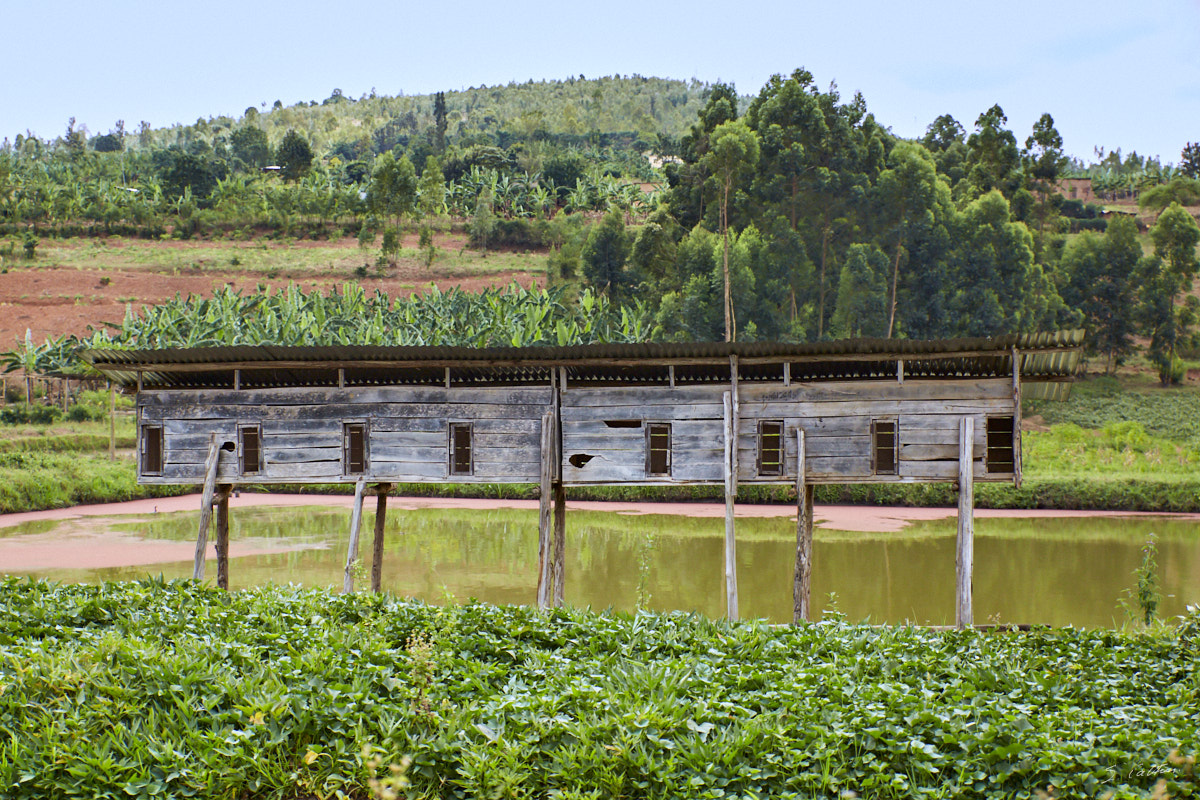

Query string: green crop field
[1,580,1196,798]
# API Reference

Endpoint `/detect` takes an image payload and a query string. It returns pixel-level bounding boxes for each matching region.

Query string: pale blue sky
[4,0,1198,163]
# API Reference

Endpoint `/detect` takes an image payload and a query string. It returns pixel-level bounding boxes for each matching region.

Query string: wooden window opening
[344,422,367,475]
[449,422,473,476]
[986,416,1016,474]
[646,423,671,477]
[140,424,163,476]
[872,419,897,475]
[757,420,784,476]
[239,425,263,475]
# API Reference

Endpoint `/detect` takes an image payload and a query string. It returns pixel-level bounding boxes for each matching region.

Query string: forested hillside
[2,71,1199,385]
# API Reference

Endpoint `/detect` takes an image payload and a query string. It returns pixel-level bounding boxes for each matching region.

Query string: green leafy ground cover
[0,581,1196,798]
[1027,375,1200,450]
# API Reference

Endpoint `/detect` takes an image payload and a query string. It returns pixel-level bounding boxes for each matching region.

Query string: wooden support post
[956,417,975,629]
[783,361,790,387]
[550,370,566,607]
[897,359,905,385]
[552,483,566,607]
[108,382,116,461]
[370,484,392,593]
[343,479,366,594]
[723,391,739,621]
[793,428,814,623]
[536,411,554,609]
[729,355,739,494]
[215,485,232,590]
[1012,347,1022,488]
[192,438,222,580]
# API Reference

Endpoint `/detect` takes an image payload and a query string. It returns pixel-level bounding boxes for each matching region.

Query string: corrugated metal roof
[84,331,1084,392]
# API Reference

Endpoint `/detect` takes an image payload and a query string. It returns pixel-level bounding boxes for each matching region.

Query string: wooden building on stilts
[86,332,1082,628]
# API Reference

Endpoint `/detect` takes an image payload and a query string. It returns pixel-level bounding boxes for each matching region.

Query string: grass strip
[0,452,187,514]
[0,434,136,454]
[0,580,1195,798]
[3,452,1200,514]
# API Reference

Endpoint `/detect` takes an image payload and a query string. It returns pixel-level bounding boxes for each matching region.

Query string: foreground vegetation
[0,580,1195,798]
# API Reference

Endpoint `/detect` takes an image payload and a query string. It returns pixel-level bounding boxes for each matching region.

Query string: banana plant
[1,330,39,403]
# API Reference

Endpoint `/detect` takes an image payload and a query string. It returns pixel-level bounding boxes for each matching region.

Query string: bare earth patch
[0,515,323,571]
[0,261,537,346]
[5,491,1198,529]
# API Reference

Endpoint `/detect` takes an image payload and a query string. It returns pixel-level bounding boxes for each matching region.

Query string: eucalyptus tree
[1151,201,1200,286]
[702,119,759,340]
[628,206,681,293]
[964,105,1021,199]
[1022,113,1067,237]
[368,151,417,227]
[581,208,632,303]
[746,73,884,338]
[1181,142,1200,179]
[872,141,939,337]
[1141,202,1200,380]
[230,126,271,171]
[1060,215,1139,373]
[664,82,738,230]
[276,129,314,182]
[831,244,889,338]
[745,70,822,234]
[922,114,969,185]
[417,156,445,220]
[433,92,448,152]
[947,190,1066,336]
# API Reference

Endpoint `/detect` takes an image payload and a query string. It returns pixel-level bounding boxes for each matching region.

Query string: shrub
[1104,420,1150,452]
[66,403,106,422]
[0,403,63,424]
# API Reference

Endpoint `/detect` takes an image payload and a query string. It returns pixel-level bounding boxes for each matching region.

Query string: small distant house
[1057,178,1093,203]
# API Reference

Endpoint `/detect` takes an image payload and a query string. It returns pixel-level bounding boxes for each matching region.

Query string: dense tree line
[0,76,720,241]
[3,72,1199,384]
[563,70,1199,384]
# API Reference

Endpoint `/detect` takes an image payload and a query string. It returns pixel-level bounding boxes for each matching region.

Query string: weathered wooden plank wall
[560,385,725,485]
[139,387,552,485]
[558,379,1015,486]
[139,377,1019,487]
[733,379,1014,484]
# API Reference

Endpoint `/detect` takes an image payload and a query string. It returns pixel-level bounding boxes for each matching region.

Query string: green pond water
[5,505,1199,627]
